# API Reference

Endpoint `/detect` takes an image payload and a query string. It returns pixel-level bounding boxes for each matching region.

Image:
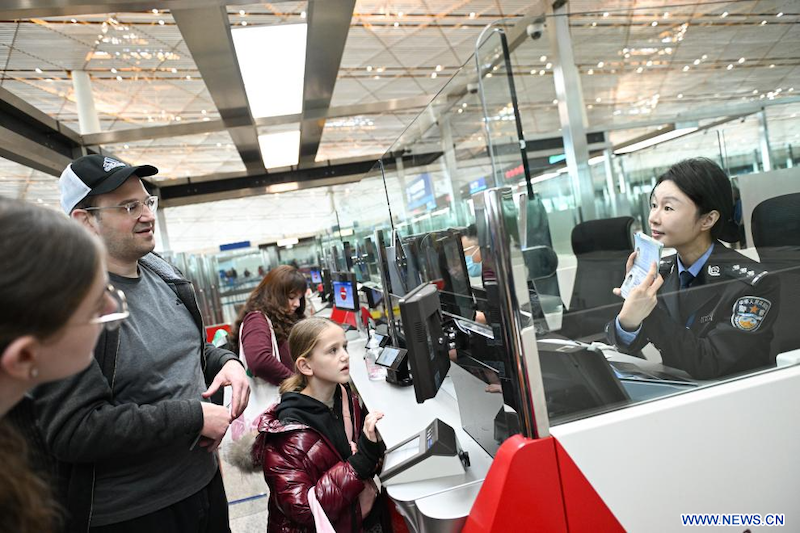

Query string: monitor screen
[310,269,322,284]
[333,280,356,311]
[399,282,450,403]
[364,286,384,309]
[376,346,407,369]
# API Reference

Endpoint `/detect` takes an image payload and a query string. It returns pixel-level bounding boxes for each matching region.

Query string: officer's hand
[203,360,250,419]
[623,250,637,275]
[616,261,663,330]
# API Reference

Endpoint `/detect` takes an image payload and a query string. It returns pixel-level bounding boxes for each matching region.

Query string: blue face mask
[465,254,482,277]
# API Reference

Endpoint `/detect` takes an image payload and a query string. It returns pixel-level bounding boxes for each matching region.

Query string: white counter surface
[347,337,493,519]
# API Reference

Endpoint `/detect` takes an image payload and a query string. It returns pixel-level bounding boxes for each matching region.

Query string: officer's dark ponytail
[653,158,741,243]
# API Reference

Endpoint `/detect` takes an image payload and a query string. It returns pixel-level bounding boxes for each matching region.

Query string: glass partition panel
[520,2,800,428]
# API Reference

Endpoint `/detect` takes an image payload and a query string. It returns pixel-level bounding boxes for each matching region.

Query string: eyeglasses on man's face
[83,196,158,218]
[89,285,130,331]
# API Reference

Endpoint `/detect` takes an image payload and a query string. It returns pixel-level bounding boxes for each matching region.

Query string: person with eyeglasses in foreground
[0,198,127,533]
[32,155,250,533]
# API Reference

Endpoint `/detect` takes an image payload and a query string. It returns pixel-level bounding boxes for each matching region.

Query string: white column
[155,203,171,253]
[757,109,772,172]
[70,70,101,134]
[547,4,596,221]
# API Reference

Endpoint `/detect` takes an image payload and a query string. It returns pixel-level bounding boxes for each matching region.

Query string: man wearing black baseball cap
[35,154,250,532]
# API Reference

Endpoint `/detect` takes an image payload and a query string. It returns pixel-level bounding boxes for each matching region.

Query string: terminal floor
[221,452,270,532]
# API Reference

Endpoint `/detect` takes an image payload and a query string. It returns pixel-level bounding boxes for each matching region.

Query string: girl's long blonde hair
[279,317,338,394]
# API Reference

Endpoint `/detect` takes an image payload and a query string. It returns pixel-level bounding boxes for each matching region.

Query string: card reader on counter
[379,418,470,486]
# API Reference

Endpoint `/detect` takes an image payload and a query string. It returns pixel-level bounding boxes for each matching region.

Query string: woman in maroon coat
[231,317,387,532]
[230,265,307,385]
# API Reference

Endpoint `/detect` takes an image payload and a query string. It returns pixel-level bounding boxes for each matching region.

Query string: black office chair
[561,216,634,340]
[751,193,800,355]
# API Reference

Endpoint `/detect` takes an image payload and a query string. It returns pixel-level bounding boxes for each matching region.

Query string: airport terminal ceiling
[0,0,797,251]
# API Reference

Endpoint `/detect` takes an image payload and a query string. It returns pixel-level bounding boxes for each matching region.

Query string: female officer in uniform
[606,158,780,380]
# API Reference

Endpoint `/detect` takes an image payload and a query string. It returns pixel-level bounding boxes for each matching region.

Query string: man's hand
[202,360,250,419]
[199,403,230,453]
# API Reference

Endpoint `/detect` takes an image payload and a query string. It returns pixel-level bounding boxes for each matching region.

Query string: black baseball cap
[60,154,158,213]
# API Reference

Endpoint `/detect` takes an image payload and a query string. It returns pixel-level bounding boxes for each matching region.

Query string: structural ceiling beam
[171,5,263,174]
[0,0,293,19]
[298,0,356,165]
[0,85,89,175]
[81,95,432,147]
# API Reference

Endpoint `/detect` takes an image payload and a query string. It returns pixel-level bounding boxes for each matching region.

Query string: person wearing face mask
[461,225,483,285]
[0,198,126,533]
[225,265,308,442]
[607,158,780,380]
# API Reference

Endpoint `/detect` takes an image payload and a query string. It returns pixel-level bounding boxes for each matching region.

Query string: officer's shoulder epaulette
[724,262,769,286]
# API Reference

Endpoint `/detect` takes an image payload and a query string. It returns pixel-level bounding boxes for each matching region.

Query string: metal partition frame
[474,187,550,439]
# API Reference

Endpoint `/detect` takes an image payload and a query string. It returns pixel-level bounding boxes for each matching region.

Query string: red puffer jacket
[252,392,366,533]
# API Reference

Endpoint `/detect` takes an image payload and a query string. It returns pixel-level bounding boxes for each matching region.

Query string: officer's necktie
[679,270,695,290]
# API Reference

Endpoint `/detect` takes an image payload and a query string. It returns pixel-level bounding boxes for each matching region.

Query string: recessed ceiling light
[469,12,476,18]
[158,19,165,25]
[540,55,547,62]
[116,75,122,81]
[431,72,437,79]
[152,9,158,14]
[241,21,247,26]
[486,73,492,78]
[35,67,42,73]
[603,12,609,17]
[683,65,690,72]
[201,109,207,115]
[239,10,245,16]
[651,21,658,27]
[761,20,767,25]
[636,66,644,73]
[373,75,380,80]
[552,99,558,105]
[171,67,177,73]
[546,62,552,69]
[597,61,604,68]
[646,60,653,66]
[366,65,372,72]
[71,18,77,23]
[595,97,601,103]
[539,70,545,75]
[111,67,117,73]
[693,59,700,65]
[186,74,191,80]
[777,12,784,17]
[721,11,729,18]
[769,64,775,68]
[727,64,733,70]
[587,69,594,75]
[738,57,745,63]
[592,22,597,27]
[232,23,307,118]
[301,11,306,19]
[258,130,300,169]
[394,22,399,27]
[677,93,683,99]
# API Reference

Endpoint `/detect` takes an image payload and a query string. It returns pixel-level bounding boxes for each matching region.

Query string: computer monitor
[332,272,358,312]
[436,232,474,318]
[399,283,450,403]
[321,268,333,302]
[536,340,630,422]
[310,269,322,284]
[363,286,384,309]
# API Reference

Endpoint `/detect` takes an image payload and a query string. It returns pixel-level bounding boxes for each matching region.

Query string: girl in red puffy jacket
[230,317,388,532]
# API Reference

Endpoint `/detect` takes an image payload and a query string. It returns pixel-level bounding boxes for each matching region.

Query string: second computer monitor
[332,272,359,312]
[399,282,450,403]
[310,269,322,284]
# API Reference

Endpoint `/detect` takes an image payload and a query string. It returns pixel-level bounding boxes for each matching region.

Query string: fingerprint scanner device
[379,419,469,486]
[375,345,412,386]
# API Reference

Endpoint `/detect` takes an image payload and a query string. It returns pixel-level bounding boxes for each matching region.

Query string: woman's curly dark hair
[230,265,307,349]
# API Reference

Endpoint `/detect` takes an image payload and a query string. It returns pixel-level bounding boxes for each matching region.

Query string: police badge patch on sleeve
[731,296,772,332]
